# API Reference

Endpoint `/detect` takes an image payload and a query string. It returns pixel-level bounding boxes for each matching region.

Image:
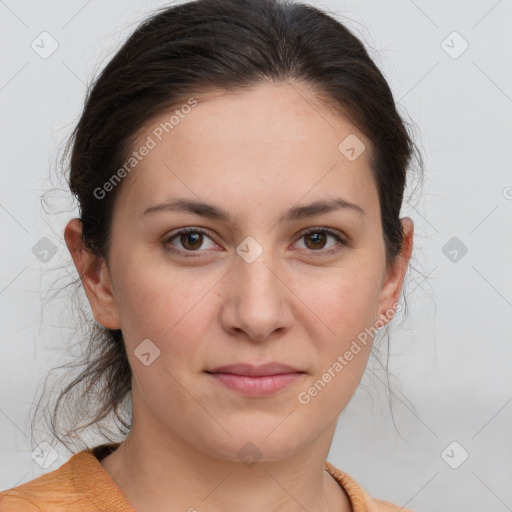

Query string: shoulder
[0,493,45,511]
[0,445,128,512]
[325,461,415,512]
[0,493,43,511]
[0,451,85,511]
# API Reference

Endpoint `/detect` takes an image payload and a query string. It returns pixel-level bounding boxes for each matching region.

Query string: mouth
[205,362,305,396]
[206,361,304,376]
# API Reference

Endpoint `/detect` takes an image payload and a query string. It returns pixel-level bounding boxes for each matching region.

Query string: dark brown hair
[34,0,423,451]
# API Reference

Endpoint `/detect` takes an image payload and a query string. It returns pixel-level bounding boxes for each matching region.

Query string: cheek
[296,260,383,408]
[111,254,220,368]
[303,262,383,344]
[297,276,380,414]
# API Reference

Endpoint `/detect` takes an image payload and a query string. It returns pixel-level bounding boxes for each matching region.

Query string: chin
[191,418,313,464]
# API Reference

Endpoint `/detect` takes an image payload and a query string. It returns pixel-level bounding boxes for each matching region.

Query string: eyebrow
[141,197,365,222]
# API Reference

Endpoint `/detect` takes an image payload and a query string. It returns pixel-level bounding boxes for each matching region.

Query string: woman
[1,0,420,510]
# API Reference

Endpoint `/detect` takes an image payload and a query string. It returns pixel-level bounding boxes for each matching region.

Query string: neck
[100,416,351,512]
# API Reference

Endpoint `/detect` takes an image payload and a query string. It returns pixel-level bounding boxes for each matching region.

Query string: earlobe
[64,218,121,330]
[376,217,414,324]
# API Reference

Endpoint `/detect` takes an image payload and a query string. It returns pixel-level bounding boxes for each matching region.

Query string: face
[67,81,413,462]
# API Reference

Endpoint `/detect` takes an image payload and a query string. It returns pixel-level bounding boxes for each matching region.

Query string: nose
[219,248,294,343]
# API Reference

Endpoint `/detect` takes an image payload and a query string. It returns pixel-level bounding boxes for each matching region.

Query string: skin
[64,80,414,512]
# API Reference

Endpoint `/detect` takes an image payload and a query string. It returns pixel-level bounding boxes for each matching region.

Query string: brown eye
[163,227,217,255]
[304,231,328,250]
[180,232,203,250]
[295,228,346,256]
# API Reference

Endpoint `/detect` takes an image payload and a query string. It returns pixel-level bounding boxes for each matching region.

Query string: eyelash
[163,226,347,258]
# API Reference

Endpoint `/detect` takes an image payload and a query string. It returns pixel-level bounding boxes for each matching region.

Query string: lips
[206,362,304,377]
[205,362,305,396]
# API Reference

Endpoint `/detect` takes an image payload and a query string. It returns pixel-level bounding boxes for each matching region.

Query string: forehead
[117,81,379,224]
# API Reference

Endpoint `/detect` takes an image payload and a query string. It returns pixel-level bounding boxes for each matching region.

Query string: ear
[64,218,120,330]
[375,217,414,326]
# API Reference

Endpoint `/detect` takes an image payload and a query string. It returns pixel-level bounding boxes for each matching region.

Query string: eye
[163,227,217,256]
[163,226,347,257]
[294,227,346,256]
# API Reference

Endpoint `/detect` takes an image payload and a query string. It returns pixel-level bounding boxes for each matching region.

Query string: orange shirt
[0,443,412,511]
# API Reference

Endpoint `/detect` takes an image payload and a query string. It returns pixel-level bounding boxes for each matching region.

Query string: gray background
[1,1,511,511]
